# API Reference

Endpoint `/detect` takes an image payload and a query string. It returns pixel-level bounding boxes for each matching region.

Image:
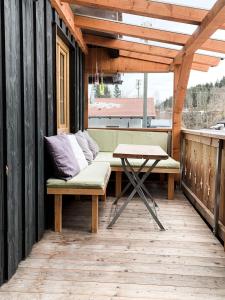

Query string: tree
[94,84,111,98]
[113,84,121,98]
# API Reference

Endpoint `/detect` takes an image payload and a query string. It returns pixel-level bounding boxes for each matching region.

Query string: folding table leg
[108,187,138,228]
[123,161,165,230]
[126,159,158,208]
[108,157,165,230]
[113,160,149,205]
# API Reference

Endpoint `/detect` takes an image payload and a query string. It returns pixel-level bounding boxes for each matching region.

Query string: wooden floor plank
[1,189,225,299]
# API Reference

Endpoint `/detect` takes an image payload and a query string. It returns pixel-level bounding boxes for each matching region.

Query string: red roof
[89,98,156,117]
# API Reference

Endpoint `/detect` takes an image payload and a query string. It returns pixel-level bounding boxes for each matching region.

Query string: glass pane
[122,13,197,35]
[152,0,216,10]
[60,53,65,124]
[88,73,173,128]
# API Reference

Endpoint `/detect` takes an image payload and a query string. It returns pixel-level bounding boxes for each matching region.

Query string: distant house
[89,98,156,128]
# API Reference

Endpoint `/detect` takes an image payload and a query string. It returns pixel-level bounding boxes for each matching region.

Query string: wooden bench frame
[112,167,180,200]
[47,170,111,233]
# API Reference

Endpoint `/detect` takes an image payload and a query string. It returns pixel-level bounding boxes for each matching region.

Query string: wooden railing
[181,129,225,245]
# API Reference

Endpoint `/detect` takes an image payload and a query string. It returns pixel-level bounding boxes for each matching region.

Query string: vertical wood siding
[21,0,36,257]
[0,0,85,284]
[34,0,47,241]
[4,0,23,279]
[0,0,5,285]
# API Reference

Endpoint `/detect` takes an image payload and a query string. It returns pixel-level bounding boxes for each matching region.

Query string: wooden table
[107,144,168,230]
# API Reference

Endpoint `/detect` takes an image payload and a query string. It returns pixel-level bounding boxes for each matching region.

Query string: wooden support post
[168,174,175,200]
[172,55,193,161]
[54,195,62,232]
[116,171,122,197]
[213,139,223,236]
[92,195,98,233]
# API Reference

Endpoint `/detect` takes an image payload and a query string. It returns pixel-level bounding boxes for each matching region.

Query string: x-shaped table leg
[108,158,165,230]
[125,159,158,210]
[112,158,151,205]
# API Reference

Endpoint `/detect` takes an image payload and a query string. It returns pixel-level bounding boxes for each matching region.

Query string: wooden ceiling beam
[191,63,209,72]
[64,0,225,30]
[174,0,225,65]
[50,0,88,54]
[85,48,170,73]
[119,50,209,72]
[75,15,225,54]
[85,34,178,57]
[84,34,221,67]
[119,50,173,65]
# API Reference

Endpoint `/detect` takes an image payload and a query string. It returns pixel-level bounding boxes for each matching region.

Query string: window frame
[56,36,70,133]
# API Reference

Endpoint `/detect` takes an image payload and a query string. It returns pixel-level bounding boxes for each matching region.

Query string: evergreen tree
[104,85,111,98]
[113,84,121,98]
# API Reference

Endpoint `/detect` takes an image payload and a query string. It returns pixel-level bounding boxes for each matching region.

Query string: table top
[113,144,169,160]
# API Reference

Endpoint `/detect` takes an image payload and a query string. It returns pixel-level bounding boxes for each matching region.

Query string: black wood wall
[0,0,85,284]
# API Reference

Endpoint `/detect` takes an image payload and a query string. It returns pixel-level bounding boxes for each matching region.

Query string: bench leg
[168,174,175,200]
[92,195,99,233]
[115,171,122,197]
[101,193,106,202]
[159,173,165,186]
[54,195,62,232]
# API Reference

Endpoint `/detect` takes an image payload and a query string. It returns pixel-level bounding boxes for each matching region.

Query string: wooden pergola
[51,0,225,161]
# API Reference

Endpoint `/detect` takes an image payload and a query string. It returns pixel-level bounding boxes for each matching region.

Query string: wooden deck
[1,188,225,299]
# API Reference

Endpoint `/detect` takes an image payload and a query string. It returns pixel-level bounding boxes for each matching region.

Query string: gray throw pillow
[75,131,94,164]
[45,135,80,180]
[83,130,100,159]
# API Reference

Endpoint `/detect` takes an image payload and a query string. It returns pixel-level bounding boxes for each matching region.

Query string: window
[88,73,173,129]
[56,36,70,133]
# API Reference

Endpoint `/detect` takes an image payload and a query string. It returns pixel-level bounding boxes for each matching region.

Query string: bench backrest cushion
[75,131,94,164]
[87,129,168,152]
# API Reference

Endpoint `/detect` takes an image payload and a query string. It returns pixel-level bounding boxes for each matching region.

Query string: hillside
[157,76,225,129]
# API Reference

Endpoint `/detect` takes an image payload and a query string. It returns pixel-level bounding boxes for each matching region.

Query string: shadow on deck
[1,188,225,300]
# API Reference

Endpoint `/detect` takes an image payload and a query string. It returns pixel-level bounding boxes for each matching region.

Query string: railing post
[213,139,223,236]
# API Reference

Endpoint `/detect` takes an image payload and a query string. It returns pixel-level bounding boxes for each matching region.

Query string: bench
[47,162,111,233]
[88,129,180,200]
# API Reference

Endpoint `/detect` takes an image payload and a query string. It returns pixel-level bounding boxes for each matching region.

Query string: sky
[89,0,225,103]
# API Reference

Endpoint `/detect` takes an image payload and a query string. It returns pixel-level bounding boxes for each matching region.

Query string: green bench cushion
[88,129,168,152]
[47,162,110,189]
[95,152,180,169]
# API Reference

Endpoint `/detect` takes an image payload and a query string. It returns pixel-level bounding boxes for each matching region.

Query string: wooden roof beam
[119,50,209,72]
[75,15,225,54]
[119,50,173,65]
[84,34,221,67]
[191,63,209,72]
[64,0,225,30]
[85,48,170,73]
[174,0,225,65]
[50,0,88,54]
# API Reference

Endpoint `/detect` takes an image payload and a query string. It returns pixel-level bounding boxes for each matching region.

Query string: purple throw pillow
[45,135,80,180]
[75,131,94,164]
